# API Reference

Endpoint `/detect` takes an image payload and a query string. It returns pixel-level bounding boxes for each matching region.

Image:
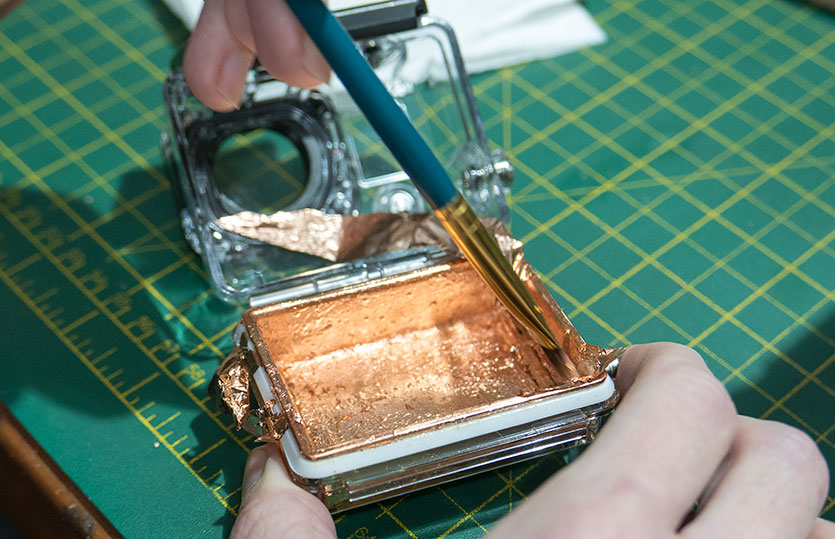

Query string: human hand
[231,343,834,538]
[490,342,833,538]
[0,0,25,19]
[231,443,336,539]
[183,0,330,112]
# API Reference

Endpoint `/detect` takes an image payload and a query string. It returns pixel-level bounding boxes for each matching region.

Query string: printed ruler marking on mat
[0,252,240,516]
[0,194,250,512]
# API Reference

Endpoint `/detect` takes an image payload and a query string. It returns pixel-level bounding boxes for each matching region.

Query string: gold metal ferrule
[435,195,560,350]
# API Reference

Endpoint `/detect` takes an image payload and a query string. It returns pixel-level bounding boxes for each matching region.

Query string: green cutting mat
[0,0,833,536]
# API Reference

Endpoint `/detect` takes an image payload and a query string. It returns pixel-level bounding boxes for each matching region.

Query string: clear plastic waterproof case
[161,0,620,512]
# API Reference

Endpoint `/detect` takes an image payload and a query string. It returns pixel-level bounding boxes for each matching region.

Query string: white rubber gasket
[250,369,615,479]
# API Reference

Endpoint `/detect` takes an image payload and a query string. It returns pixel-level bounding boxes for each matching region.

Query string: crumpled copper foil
[212,349,250,430]
[519,257,624,377]
[254,400,287,443]
[212,350,290,441]
[218,208,506,262]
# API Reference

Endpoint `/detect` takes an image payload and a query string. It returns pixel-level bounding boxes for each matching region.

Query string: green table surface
[1,0,833,536]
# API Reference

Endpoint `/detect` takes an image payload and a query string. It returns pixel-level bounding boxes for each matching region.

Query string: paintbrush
[284,0,560,351]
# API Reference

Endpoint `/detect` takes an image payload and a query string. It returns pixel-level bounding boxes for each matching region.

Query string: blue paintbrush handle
[285,0,458,208]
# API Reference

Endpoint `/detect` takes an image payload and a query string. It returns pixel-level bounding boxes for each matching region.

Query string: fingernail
[219,49,253,109]
[260,445,295,488]
[302,34,331,84]
[241,445,270,503]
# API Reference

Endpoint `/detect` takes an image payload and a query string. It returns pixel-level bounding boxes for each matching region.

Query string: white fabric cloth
[165,0,201,30]
[164,0,606,75]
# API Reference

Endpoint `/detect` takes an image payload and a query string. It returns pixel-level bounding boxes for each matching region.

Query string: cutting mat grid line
[0,0,833,536]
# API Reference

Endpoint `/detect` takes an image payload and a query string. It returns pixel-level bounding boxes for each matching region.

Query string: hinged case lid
[161,2,514,304]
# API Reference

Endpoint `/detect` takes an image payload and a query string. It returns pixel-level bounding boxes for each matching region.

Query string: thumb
[231,444,337,539]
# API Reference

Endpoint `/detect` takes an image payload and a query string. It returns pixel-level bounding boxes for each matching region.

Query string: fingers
[244,0,330,87]
[0,0,25,19]
[582,343,738,527]
[488,342,830,539]
[231,444,336,539]
[681,417,830,539]
[240,444,270,503]
[808,518,835,539]
[489,342,738,538]
[183,0,330,111]
[183,0,255,111]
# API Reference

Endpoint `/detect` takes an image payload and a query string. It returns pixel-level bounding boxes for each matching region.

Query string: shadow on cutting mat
[728,311,834,519]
